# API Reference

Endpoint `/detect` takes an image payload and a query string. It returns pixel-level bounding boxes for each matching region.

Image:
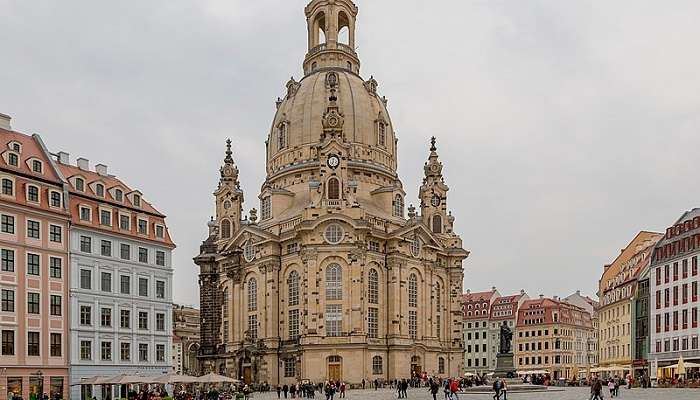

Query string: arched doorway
[410,356,422,377]
[327,355,343,382]
[239,355,253,384]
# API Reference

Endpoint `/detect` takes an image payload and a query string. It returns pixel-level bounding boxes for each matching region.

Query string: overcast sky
[3,0,699,307]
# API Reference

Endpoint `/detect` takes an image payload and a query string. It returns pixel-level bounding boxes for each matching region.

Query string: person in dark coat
[283,384,289,399]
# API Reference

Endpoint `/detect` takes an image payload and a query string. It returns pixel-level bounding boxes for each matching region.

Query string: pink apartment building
[1,118,71,400]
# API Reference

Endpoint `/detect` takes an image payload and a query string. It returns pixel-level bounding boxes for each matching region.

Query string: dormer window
[31,160,42,174]
[75,178,85,192]
[155,225,164,239]
[50,191,62,208]
[8,153,18,167]
[10,142,21,153]
[114,189,123,202]
[95,184,104,197]
[133,194,141,207]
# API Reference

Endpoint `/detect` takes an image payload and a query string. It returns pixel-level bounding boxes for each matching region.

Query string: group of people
[589,376,626,399]
[275,381,346,400]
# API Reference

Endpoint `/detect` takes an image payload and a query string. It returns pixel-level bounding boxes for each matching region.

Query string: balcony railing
[307,43,357,57]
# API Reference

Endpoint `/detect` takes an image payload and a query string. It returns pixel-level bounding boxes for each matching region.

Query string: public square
[254,388,700,400]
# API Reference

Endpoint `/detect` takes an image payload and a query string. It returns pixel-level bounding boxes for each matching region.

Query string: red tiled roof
[1,128,62,183]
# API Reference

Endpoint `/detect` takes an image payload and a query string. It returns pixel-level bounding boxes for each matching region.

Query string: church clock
[327,154,340,169]
[431,194,441,207]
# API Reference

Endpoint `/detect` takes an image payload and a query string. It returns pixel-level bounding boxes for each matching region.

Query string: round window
[243,240,255,262]
[324,224,344,244]
[410,236,421,258]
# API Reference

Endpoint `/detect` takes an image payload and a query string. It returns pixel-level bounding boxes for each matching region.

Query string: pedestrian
[607,379,615,398]
[429,379,439,400]
[492,378,502,400]
[277,386,282,399]
[500,380,507,400]
[374,378,379,391]
[339,382,345,398]
[283,384,289,399]
[362,378,366,390]
[591,378,603,400]
[449,379,459,400]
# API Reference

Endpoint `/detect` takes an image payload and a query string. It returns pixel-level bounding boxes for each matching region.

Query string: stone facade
[194,0,469,385]
[173,305,201,376]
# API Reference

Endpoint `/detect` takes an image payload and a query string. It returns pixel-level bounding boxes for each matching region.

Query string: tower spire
[303,0,360,75]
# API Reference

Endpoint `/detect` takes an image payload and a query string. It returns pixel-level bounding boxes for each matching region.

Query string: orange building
[1,118,71,399]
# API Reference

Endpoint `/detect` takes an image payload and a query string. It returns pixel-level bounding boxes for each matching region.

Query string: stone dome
[266,68,397,180]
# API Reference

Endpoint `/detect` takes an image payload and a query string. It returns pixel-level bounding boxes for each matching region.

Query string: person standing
[362,379,366,390]
[277,386,282,399]
[429,378,439,400]
[492,378,502,400]
[339,382,345,398]
[283,384,289,399]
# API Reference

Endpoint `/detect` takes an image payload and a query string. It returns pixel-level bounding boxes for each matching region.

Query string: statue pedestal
[494,353,515,378]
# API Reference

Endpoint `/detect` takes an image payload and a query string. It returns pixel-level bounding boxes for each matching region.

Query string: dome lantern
[303,0,360,76]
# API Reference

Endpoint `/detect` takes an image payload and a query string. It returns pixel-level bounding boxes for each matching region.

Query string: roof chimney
[77,158,89,171]
[466,289,471,295]
[553,295,559,301]
[492,286,496,291]
[57,152,70,165]
[539,294,544,300]
[520,289,525,295]
[95,163,108,176]
[0,113,11,130]
[576,290,581,295]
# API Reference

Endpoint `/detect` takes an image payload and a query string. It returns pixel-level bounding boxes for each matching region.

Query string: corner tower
[303,0,360,75]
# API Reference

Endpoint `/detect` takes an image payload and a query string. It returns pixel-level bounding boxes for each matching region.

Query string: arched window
[288,271,300,306]
[278,124,287,150]
[1,178,13,196]
[432,215,442,234]
[114,189,123,202]
[244,240,255,262]
[328,178,340,200]
[435,282,441,310]
[393,194,404,218]
[222,288,229,317]
[95,183,104,197]
[372,355,383,375]
[247,278,257,312]
[368,269,379,305]
[438,357,445,374]
[337,11,350,45]
[220,220,231,239]
[326,264,342,300]
[408,273,418,308]
[75,177,84,192]
[410,236,421,258]
[378,123,386,146]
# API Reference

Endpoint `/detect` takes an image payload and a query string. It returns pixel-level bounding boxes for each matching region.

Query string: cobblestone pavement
[254,387,699,400]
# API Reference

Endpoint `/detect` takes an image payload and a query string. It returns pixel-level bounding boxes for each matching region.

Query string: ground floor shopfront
[1,367,68,400]
[70,365,170,400]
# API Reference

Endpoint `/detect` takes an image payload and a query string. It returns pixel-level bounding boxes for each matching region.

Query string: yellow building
[194,0,469,385]
[598,231,662,377]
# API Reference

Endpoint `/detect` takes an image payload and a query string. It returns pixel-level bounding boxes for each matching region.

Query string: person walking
[362,379,366,390]
[449,379,459,400]
[283,384,289,399]
[500,380,507,400]
[339,382,345,398]
[429,379,439,400]
[607,379,615,398]
[277,386,282,399]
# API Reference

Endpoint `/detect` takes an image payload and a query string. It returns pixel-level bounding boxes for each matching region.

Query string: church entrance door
[411,356,422,377]
[328,356,343,382]
[243,366,252,384]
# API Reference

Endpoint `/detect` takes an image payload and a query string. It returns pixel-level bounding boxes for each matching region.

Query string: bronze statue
[499,321,513,354]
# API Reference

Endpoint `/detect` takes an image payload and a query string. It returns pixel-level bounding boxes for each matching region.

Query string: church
[195,0,469,385]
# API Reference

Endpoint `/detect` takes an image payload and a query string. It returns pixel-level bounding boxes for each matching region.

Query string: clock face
[431,195,441,207]
[327,155,340,169]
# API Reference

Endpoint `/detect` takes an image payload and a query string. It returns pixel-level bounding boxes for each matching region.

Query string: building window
[378,123,386,146]
[80,305,92,325]
[1,249,14,272]
[324,224,344,244]
[288,271,300,306]
[27,332,40,356]
[7,153,18,166]
[49,225,62,243]
[101,308,112,327]
[261,196,271,220]
[101,240,112,257]
[432,215,443,233]
[138,343,148,362]
[327,178,340,200]
[27,185,39,202]
[120,215,130,230]
[139,277,148,297]
[74,177,85,192]
[121,310,131,329]
[409,310,417,339]
[31,160,42,173]
[95,183,104,197]
[393,194,404,218]
[248,278,257,312]
[80,236,92,253]
[156,280,165,299]
[1,289,14,312]
[1,178,13,196]
[132,194,141,207]
[80,340,91,360]
[27,220,40,239]
[100,210,111,226]
[438,357,446,374]
[114,189,123,202]
[48,257,61,278]
[1,214,14,234]
[410,236,421,257]
[139,247,148,263]
[50,191,61,207]
[248,314,258,340]
[27,293,40,314]
[80,269,92,290]
[325,304,342,337]
[243,240,255,262]
[27,253,40,276]
[156,251,165,266]
[278,124,287,150]
[120,342,131,361]
[80,207,91,221]
[139,311,149,330]
[368,269,379,304]
[156,313,166,331]
[284,358,296,378]
[101,272,112,292]
[50,295,62,316]
[289,309,300,339]
[155,225,164,239]
[368,241,380,252]
[99,341,112,361]
[220,220,231,239]
[118,276,131,295]
[408,273,418,308]
[138,219,147,234]
[1,330,14,355]
[326,263,343,300]
[372,355,383,375]
[156,344,165,362]
[120,243,130,260]
[368,307,378,338]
